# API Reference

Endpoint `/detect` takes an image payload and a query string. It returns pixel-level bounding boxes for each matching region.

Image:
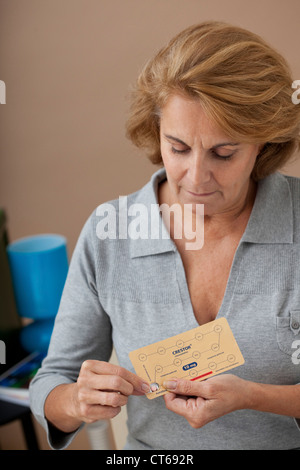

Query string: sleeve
[29,210,113,449]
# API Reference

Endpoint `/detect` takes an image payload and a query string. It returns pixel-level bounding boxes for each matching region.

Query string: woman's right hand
[44,360,150,433]
[71,360,150,424]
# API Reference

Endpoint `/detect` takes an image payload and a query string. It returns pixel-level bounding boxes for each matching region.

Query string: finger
[81,403,122,423]
[79,388,129,407]
[163,378,204,397]
[164,392,195,416]
[164,391,205,414]
[77,370,133,398]
[96,390,128,407]
[163,393,206,429]
[82,360,150,394]
[88,373,138,397]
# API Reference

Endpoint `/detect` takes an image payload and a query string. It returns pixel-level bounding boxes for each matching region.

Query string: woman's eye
[211,150,234,161]
[170,146,235,159]
[171,147,190,154]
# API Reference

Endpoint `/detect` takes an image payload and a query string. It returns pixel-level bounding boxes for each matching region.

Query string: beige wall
[1,0,300,450]
[1,0,300,253]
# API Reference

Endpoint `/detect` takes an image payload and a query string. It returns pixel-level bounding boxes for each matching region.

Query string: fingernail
[163,380,177,390]
[141,383,150,393]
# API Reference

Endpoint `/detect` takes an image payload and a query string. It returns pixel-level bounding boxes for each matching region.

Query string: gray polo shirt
[29,167,300,450]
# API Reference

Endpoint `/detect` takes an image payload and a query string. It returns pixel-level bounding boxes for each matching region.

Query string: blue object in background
[7,234,68,319]
[20,318,55,353]
[6,234,69,353]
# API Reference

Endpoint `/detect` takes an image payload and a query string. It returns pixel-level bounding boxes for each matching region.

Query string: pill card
[129,317,244,399]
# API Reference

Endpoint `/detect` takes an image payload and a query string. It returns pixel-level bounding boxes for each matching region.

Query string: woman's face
[159,94,262,217]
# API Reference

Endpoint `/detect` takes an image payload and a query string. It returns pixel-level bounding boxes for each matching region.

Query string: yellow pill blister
[129,317,245,399]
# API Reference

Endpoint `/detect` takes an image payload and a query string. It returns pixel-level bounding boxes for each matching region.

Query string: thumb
[163,378,204,396]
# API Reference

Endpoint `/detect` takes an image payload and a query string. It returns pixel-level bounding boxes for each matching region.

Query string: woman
[30,22,300,450]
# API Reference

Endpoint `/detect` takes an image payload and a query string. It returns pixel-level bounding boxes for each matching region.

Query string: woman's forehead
[160,95,234,146]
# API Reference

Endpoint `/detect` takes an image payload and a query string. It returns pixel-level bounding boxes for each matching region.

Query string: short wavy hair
[125,21,300,181]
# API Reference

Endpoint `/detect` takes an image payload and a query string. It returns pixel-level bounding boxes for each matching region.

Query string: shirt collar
[129,168,293,258]
[241,172,293,244]
[129,167,175,258]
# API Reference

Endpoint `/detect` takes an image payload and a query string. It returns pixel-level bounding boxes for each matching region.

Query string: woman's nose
[188,152,211,187]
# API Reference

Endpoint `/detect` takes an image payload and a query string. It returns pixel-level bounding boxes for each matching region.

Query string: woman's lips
[187,190,216,197]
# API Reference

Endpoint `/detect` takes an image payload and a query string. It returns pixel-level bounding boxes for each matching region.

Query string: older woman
[30,22,300,450]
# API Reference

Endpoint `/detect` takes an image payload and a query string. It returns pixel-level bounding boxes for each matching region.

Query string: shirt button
[292,321,300,330]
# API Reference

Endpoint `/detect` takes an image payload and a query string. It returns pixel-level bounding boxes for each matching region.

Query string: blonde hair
[126,21,300,180]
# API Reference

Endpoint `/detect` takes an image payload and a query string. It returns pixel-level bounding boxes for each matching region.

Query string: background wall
[0,0,299,450]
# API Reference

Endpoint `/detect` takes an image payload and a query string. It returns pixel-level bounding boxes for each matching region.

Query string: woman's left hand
[163,374,254,428]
